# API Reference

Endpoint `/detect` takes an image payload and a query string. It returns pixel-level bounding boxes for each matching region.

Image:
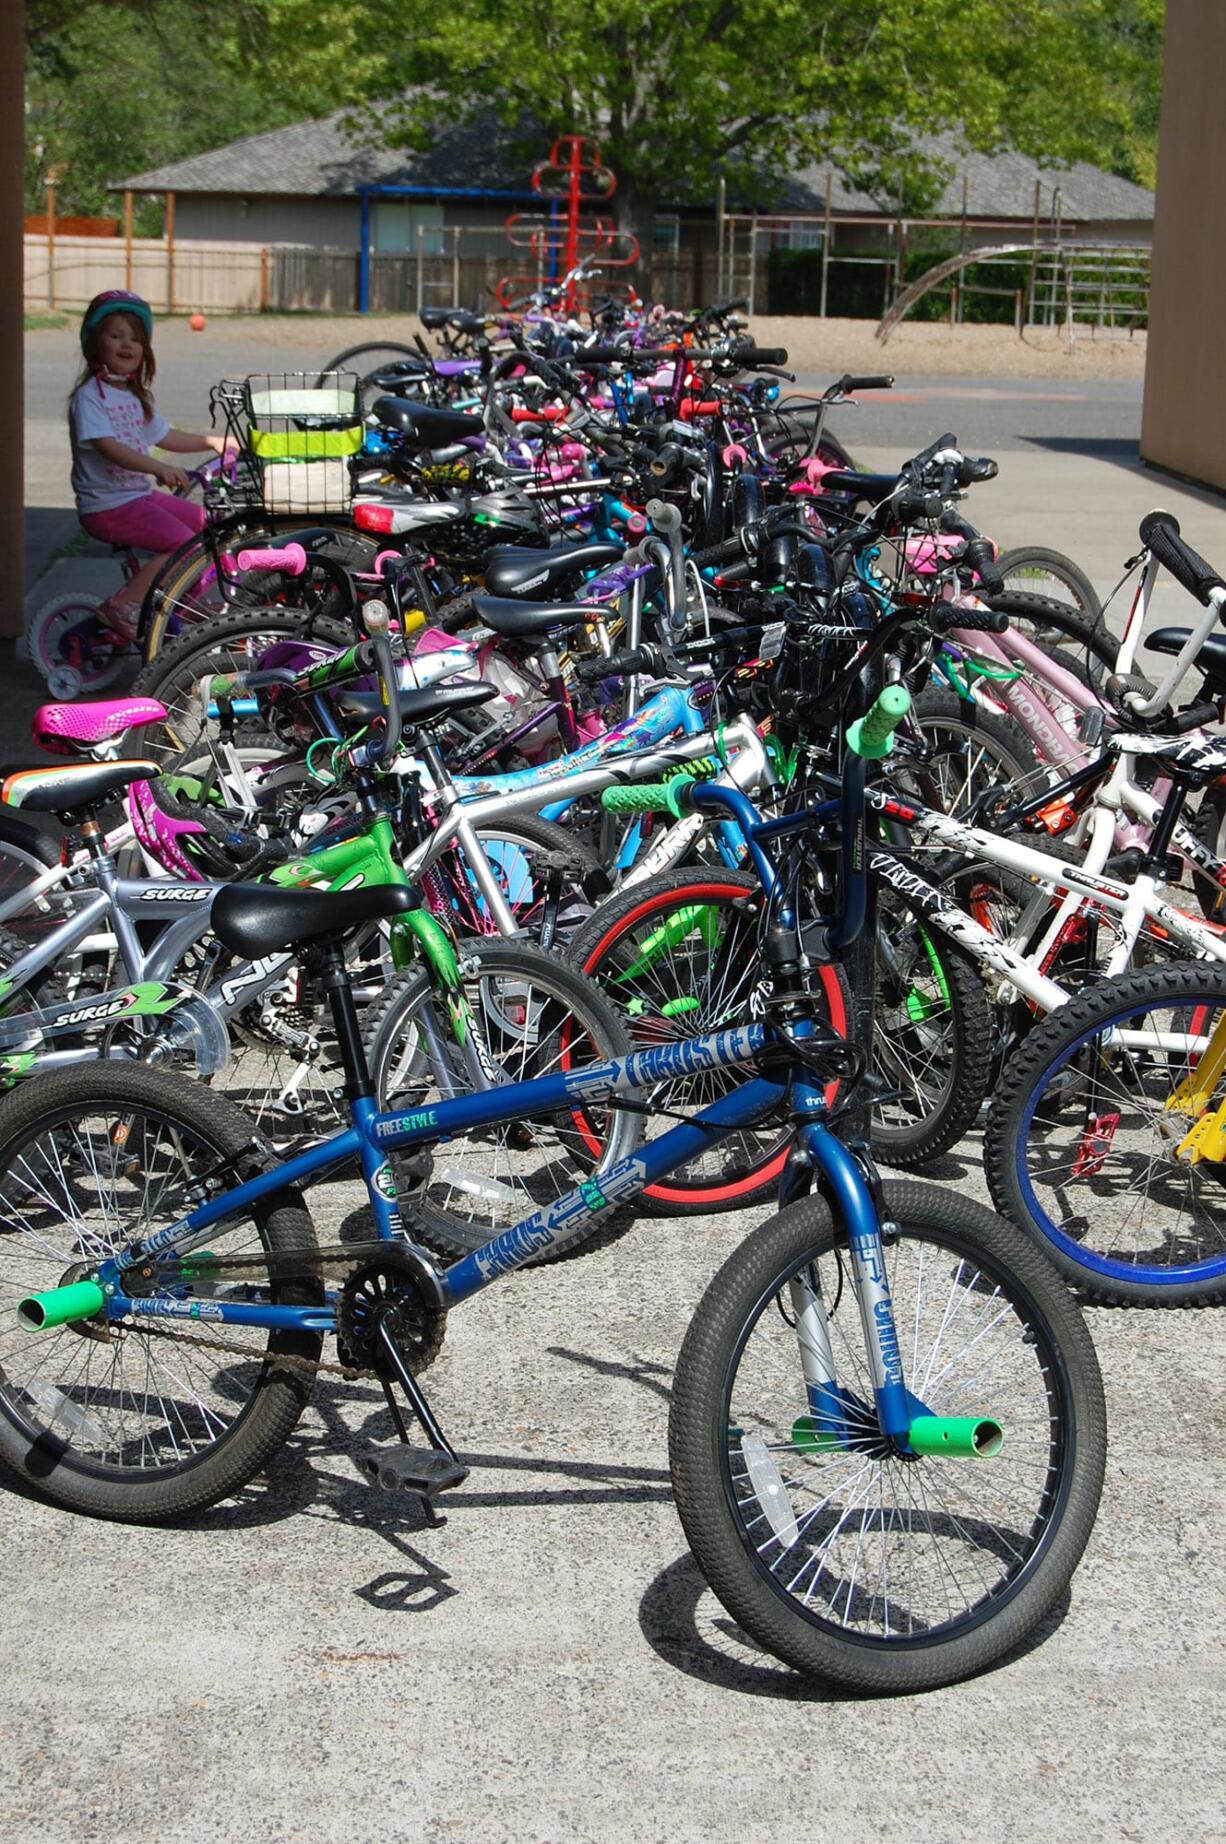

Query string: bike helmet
[80,290,153,351]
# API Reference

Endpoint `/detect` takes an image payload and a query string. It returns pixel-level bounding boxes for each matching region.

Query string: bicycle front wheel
[985,962,1226,1303]
[0,1063,321,1522]
[669,1181,1105,1694]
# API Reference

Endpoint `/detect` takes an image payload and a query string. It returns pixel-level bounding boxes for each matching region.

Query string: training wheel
[46,665,84,700]
[26,591,131,696]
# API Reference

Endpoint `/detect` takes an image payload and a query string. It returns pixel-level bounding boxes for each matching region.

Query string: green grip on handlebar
[846,684,912,760]
[600,776,696,819]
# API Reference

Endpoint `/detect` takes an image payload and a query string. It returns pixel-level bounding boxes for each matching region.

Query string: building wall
[172,195,361,248]
[1141,1,1226,490]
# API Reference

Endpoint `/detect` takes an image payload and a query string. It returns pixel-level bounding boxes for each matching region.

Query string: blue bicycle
[0,752,1105,1694]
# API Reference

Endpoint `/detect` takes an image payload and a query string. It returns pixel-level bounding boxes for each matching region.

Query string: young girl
[68,290,233,637]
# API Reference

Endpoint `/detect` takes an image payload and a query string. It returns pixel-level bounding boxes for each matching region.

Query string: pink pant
[80,492,205,554]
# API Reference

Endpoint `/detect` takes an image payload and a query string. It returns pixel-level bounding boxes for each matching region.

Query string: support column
[1,0,24,636]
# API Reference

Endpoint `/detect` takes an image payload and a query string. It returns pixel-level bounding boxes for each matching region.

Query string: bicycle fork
[780,1097,1004,1462]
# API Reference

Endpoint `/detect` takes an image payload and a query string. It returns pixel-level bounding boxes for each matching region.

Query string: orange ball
[188,312,206,332]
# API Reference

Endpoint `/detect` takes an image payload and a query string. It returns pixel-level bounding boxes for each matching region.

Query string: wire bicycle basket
[212,373,363,516]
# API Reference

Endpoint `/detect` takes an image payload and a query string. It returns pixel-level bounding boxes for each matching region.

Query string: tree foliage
[26,0,1164,241]
[23,0,363,226]
[347,0,1165,236]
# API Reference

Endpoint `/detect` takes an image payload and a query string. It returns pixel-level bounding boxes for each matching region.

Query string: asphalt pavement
[5,320,1226,1844]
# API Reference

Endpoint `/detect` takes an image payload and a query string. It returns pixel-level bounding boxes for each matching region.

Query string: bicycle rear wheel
[669,1181,1105,1693]
[364,940,638,1261]
[569,871,851,1214]
[994,546,1102,625]
[0,1063,320,1521]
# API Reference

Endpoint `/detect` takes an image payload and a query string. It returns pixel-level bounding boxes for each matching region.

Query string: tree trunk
[612,180,656,302]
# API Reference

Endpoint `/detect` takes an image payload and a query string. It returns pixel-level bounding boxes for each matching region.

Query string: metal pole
[45,184,55,310]
[124,189,133,290]
[715,175,726,297]
[1027,177,1040,326]
[165,190,175,314]
[452,225,460,307]
[358,191,370,313]
[819,169,832,317]
[416,221,424,313]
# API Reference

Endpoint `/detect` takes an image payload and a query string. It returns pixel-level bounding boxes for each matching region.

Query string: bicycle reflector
[354,504,396,534]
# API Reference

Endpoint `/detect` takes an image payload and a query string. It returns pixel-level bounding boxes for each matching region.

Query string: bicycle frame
[0,812,475,1090]
[401,713,770,933]
[79,1022,927,1451]
[865,782,1226,1016]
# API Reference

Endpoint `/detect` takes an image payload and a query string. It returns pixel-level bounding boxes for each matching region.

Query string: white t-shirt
[69,375,172,513]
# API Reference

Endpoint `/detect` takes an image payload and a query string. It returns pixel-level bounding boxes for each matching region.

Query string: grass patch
[25,311,70,332]
[49,530,88,561]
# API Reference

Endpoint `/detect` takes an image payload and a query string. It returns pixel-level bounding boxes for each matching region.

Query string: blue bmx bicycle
[0,750,1105,1695]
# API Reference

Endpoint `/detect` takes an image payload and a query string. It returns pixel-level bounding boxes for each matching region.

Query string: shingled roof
[114,109,534,196]
[784,137,1153,221]
[116,111,1153,223]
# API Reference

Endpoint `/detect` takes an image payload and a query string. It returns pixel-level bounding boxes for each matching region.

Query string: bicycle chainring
[337,1250,446,1373]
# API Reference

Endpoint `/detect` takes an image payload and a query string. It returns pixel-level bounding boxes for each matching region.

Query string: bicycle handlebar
[1139,511,1226,611]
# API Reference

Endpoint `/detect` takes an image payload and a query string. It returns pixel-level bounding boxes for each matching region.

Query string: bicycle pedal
[360,1443,469,1498]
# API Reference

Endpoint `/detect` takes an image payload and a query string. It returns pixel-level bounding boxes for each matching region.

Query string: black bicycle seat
[210,883,419,958]
[1,759,160,815]
[471,596,599,639]
[333,682,496,728]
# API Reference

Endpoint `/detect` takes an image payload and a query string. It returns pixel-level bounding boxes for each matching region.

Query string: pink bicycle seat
[34,697,169,755]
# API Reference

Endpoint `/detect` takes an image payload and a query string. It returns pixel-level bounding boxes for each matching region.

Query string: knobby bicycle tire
[0,1062,321,1521]
[669,1182,1105,1693]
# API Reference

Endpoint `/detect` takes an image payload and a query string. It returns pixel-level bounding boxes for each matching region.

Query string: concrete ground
[4,319,1226,1844]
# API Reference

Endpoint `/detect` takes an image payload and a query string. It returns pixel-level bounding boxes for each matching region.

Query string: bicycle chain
[110,1237,443,1382]
[115,1318,373,1381]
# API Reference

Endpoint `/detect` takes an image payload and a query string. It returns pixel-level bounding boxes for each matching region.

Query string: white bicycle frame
[934,550,1226,987]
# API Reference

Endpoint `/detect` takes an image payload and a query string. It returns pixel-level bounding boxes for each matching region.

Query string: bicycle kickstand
[359,1320,469,1525]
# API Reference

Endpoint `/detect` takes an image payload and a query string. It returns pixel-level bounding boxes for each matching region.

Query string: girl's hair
[71,312,158,418]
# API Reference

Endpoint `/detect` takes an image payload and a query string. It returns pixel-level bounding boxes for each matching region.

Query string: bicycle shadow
[169,1362,674,1614]
[638,1553,1074,1701]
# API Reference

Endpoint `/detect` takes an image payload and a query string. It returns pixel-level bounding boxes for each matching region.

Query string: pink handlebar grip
[225,542,308,577]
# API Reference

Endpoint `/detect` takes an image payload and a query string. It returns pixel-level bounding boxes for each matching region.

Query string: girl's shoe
[96,592,139,644]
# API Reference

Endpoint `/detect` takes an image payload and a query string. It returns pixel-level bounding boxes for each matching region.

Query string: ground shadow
[547,1344,674,1405]
[1020,433,1226,508]
[640,1553,1073,1700]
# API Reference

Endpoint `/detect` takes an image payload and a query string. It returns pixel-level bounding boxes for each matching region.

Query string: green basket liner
[249,426,363,460]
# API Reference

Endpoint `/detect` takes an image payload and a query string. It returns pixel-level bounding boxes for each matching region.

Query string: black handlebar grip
[577,646,660,681]
[965,538,1005,596]
[649,442,684,480]
[733,346,789,367]
[842,374,894,391]
[690,534,745,569]
[929,606,1010,636]
[960,455,999,484]
[1139,511,1226,609]
[1169,701,1222,735]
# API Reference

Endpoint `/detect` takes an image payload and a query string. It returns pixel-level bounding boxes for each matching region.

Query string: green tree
[23,1,363,227]
[284,0,1163,250]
